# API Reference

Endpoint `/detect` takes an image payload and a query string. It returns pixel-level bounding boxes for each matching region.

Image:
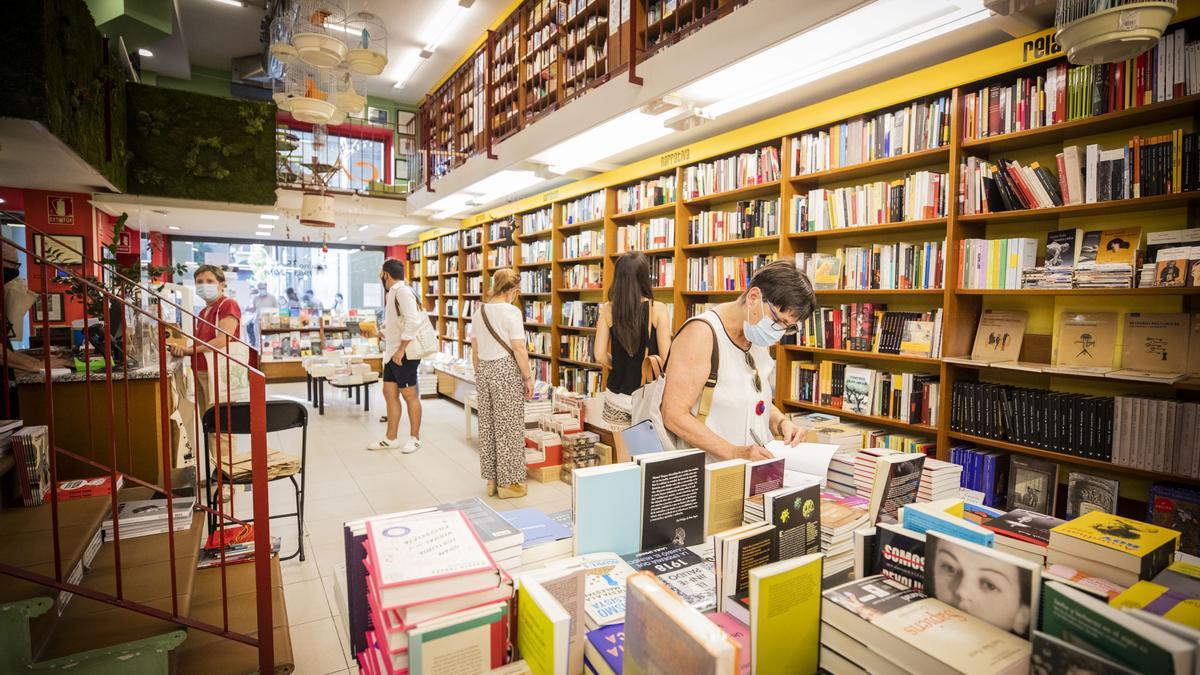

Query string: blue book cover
[586,623,625,675]
[902,507,995,546]
[573,464,642,556]
[503,508,572,548]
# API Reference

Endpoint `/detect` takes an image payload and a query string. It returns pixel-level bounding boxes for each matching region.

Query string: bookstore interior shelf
[960,92,1200,153]
[958,191,1200,224]
[787,218,948,240]
[681,235,780,252]
[783,345,942,366]
[682,180,782,206]
[790,146,952,185]
[945,431,1199,486]
[782,399,938,434]
[612,203,676,220]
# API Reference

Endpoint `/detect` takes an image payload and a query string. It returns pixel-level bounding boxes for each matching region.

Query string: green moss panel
[0,0,129,191]
[126,83,277,205]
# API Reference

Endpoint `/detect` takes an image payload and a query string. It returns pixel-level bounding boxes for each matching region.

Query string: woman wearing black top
[595,253,672,445]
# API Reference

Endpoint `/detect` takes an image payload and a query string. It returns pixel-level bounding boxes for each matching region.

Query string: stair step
[176,556,295,675]
[36,512,206,661]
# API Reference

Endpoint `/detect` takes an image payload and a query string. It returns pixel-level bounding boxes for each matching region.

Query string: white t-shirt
[472,302,524,361]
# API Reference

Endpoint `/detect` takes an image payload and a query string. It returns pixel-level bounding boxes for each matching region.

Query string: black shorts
[382,355,419,387]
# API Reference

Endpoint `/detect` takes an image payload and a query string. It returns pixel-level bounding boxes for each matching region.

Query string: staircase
[0,490,294,673]
[0,224,291,673]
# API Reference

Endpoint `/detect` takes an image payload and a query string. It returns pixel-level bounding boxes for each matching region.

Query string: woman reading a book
[661,261,816,461]
[594,253,673,436]
[471,268,535,499]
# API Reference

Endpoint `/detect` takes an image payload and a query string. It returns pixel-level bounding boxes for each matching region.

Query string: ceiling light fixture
[137,48,153,58]
[209,0,246,7]
[260,214,280,220]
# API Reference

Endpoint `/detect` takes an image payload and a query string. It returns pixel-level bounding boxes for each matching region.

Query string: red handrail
[0,225,274,672]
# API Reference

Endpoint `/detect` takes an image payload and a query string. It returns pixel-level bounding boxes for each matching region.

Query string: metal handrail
[0,224,274,672]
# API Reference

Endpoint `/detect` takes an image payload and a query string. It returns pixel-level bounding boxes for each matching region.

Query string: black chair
[202,400,308,561]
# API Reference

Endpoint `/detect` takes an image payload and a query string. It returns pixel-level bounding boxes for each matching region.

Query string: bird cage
[331,68,367,116]
[285,59,336,124]
[343,10,388,76]
[292,0,349,69]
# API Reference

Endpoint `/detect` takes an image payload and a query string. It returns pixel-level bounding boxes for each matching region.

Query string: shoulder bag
[630,316,720,450]
[396,285,438,360]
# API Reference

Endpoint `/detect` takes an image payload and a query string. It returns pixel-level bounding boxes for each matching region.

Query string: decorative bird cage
[331,68,367,116]
[1055,0,1177,65]
[292,0,349,69]
[342,10,388,76]
[285,59,336,124]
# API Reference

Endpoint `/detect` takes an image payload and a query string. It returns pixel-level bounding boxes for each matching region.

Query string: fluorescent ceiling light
[388,225,421,238]
[260,214,280,220]
[137,48,153,57]
[532,110,675,174]
[682,0,990,119]
[358,225,370,231]
[168,225,181,231]
[421,0,470,54]
[210,0,245,7]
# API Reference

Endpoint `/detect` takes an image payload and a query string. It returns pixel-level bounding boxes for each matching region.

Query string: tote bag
[630,318,719,451]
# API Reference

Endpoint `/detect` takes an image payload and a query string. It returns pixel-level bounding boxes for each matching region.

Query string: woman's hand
[778,419,803,446]
[738,444,774,461]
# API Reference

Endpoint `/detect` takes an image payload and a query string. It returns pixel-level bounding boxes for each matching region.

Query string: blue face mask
[743,296,785,347]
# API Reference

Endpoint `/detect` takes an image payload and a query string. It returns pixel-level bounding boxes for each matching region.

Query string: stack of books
[981,509,1064,565]
[917,458,963,503]
[362,510,512,673]
[1047,512,1180,587]
[820,490,870,577]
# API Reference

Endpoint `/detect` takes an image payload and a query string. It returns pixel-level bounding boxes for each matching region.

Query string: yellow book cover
[1110,581,1200,629]
[750,553,822,675]
[1051,512,1180,556]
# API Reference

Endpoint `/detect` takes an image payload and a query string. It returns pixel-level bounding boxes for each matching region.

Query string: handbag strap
[480,304,517,360]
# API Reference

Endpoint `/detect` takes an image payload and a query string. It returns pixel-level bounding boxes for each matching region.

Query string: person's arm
[660,323,772,461]
[654,301,672,359]
[594,303,612,368]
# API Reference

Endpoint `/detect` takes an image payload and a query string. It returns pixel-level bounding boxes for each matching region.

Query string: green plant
[51,213,184,319]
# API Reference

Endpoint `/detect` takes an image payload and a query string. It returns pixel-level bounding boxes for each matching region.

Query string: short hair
[746,260,816,320]
[380,258,405,280]
[193,264,225,283]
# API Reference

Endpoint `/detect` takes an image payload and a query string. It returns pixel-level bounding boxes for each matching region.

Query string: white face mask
[196,283,221,302]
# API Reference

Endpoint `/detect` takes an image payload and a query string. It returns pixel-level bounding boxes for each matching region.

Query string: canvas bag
[630,317,719,450]
[395,285,437,360]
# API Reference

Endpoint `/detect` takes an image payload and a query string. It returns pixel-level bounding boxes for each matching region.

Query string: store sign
[47,195,74,225]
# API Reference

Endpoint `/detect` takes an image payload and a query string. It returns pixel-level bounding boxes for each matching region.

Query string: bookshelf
[430,16,1200,503]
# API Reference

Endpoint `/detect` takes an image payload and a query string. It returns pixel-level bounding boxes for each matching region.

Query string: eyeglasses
[764,300,799,336]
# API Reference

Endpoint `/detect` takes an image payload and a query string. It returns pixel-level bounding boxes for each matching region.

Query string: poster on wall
[46,196,74,225]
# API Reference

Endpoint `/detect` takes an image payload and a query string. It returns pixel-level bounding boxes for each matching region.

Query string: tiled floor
[255,382,571,675]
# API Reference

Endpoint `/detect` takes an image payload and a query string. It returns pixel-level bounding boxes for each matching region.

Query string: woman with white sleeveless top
[661,261,817,461]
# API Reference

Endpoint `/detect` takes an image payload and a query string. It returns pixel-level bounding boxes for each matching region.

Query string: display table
[16,363,181,484]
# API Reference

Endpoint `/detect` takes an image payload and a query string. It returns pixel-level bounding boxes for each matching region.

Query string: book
[623,573,741,675]
[406,601,508,675]
[621,543,717,612]
[1030,630,1138,675]
[365,511,501,610]
[873,522,927,591]
[743,458,785,498]
[748,553,822,675]
[1041,580,1194,674]
[517,568,586,675]
[765,481,821,559]
[1006,455,1058,515]
[1055,311,1119,372]
[868,453,926,524]
[1066,473,1120,519]
[573,463,641,556]
[584,623,624,675]
[639,450,705,550]
[969,310,1028,363]
[1117,313,1190,375]
[704,459,749,537]
[1050,511,1180,581]
[822,576,1031,675]
[924,530,1042,639]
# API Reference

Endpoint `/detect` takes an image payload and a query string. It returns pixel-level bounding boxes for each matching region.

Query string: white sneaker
[401,439,422,454]
[367,438,402,451]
